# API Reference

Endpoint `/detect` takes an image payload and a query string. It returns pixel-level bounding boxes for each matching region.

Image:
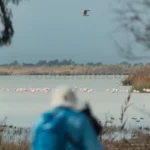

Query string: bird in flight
[82,10,90,16]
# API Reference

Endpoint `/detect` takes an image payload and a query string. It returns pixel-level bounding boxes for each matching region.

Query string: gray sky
[0,0,150,64]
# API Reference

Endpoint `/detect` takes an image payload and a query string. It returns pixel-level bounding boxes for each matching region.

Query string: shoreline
[0,65,141,75]
[0,123,149,150]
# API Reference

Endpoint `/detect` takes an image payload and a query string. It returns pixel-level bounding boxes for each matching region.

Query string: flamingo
[87,89,93,93]
[106,89,109,92]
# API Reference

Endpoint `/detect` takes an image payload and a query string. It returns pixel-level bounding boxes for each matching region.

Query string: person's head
[50,85,78,109]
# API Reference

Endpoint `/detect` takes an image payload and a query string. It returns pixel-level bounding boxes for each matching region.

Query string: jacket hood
[49,85,79,110]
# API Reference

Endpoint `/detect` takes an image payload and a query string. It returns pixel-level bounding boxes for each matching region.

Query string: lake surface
[0,75,150,128]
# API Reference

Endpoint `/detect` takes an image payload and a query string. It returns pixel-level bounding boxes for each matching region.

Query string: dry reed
[122,66,150,92]
[0,65,139,75]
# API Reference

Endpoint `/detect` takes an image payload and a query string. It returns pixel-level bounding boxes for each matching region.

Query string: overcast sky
[0,0,150,64]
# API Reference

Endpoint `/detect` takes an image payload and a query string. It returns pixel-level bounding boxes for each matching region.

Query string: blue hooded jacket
[30,106,103,150]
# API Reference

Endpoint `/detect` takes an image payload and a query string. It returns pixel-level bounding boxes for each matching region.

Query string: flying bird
[82,10,90,16]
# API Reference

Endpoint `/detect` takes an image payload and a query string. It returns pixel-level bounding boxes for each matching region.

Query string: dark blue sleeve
[80,115,103,150]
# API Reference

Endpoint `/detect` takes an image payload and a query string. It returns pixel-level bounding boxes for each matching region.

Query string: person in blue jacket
[30,85,103,150]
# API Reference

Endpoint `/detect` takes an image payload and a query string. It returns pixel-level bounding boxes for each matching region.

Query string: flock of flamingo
[0,87,149,94]
[106,88,150,93]
[106,88,130,93]
[0,87,94,94]
[106,89,142,93]
[143,88,150,92]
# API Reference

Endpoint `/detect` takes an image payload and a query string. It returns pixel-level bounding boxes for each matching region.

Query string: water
[0,75,150,128]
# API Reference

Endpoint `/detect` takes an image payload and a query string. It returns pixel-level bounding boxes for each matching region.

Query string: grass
[102,133,150,150]
[0,125,30,150]
[122,66,150,92]
[0,65,140,75]
[1,125,150,150]
[0,92,150,149]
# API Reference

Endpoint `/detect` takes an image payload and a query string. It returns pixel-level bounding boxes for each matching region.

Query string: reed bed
[122,66,150,92]
[102,133,150,150]
[0,65,139,75]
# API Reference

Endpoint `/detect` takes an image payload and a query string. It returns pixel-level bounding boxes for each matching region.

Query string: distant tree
[95,62,103,66]
[86,62,94,66]
[10,60,19,66]
[53,59,59,65]
[59,59,72,66]
[133,62,144,67]
[47,60,53,66]
[22,63,35,66]
[0,0,27,47]
[0,63,8,66]
[120,61,131,67]
[86,62,103,66]
[113,0,150,61]
[36,60,47,66]
[68,59,72,65]
[47,59,59,66]
[79,63,84,66]
[71,60,76,66]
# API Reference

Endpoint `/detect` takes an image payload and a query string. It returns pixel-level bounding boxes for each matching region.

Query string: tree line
[0,59,148,67]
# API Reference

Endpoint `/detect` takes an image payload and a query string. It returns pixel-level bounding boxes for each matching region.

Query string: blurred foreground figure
[31,85,103,150]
